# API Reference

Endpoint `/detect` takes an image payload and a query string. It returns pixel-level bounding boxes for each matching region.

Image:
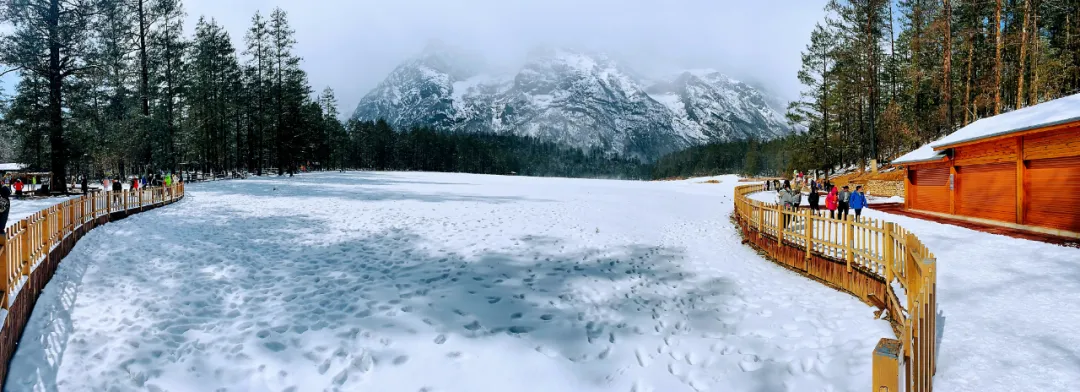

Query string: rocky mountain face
[352,44,794,161]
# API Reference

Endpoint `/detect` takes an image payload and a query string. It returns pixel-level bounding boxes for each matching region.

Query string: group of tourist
[0,175,44,199]
[773,176,869,227]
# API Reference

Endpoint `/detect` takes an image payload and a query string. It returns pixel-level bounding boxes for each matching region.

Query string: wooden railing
[733,183,937,392]
[0,184,184,383]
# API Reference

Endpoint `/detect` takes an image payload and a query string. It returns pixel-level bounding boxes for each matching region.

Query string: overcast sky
[184,0,830,116]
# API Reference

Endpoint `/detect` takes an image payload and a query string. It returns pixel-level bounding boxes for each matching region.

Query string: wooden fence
[0,184,185,384]
[733,183,937,392]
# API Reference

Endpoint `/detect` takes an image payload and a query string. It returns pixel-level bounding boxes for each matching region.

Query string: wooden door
[1026,156,1080,233]
[910,167,950,213]
[956,162,1017,222]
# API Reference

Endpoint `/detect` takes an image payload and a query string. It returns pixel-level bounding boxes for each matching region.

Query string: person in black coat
[0,185,10,249]
[808,186,820,212]
[112,177,123,207]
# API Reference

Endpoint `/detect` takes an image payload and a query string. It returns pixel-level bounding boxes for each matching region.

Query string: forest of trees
[337,120,652,179]
[650,138,795,179]
[0,0,341,191]
[787,0,1080,175]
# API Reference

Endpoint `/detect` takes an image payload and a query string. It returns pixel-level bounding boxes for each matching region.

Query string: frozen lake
[6,172,891,392]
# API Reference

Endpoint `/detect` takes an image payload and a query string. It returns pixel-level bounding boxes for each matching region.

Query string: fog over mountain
[176,0,830,116]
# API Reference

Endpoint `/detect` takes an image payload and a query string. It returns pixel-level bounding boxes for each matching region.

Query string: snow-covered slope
[353,45,794,160]
[645,70,793,142]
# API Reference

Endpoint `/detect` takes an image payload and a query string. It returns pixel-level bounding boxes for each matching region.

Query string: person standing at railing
[837,185,852,221]
[131,176,139,191]
[111,177,123,208]
[80,176,88,195]
[808,184,820,212]
[826,186,839,219]
[0,185,10,249]
[850,185,867,220]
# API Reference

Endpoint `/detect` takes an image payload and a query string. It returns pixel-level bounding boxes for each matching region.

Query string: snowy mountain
[644,70,793,142]
[352,44,794,160]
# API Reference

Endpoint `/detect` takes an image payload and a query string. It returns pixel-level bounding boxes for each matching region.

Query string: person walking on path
[826,187,839,219]
[808,185,820,212]
[851,185,867,219]
[837,185,852,221]
[80,176,88,195]
[13,179,23,199]
[780,183,793,229]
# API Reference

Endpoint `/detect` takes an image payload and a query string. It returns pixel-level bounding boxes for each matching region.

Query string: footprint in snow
[463,321,482,331]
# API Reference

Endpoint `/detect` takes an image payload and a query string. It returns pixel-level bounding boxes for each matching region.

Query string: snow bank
[853,206,1080,392]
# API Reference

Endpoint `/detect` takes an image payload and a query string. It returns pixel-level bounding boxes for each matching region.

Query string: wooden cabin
[893,93,1080,238]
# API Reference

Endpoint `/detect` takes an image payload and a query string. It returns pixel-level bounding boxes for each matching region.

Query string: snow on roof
[891,143,948,165]
[929,92,1080,149]
[0,163,27,171]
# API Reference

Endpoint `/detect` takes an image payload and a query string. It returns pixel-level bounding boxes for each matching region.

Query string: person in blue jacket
[851,185,868,219]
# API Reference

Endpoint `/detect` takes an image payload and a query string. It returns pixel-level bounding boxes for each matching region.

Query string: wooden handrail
[733,183,937,392]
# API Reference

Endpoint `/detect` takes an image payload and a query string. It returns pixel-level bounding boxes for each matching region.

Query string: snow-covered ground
[750,189,1080,392]
[6,173,891,392]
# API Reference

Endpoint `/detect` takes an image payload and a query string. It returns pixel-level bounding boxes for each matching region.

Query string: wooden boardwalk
[871,203,1080,248]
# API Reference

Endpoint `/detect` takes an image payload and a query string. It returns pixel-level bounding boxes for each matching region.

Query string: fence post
[845,215,854,272]
[883,222,895,284]
[756,205,763,239]
[21,220,31,276]
[804,209,813,260]
[42,210,50,253]
[777,206,784,246]
[873,338,901,392]
[0,231,8,309]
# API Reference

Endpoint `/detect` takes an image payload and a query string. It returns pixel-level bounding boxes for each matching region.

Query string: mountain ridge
[352,46,794,160]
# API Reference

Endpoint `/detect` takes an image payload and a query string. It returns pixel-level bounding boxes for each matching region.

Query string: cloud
[175,0,832,116]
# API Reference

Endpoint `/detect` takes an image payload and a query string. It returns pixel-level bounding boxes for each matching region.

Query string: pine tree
[243,11,271,175]
[0,0,96,192]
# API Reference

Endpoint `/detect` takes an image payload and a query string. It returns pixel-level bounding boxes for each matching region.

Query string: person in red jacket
[12,179,23,199]
[825,186,839,220]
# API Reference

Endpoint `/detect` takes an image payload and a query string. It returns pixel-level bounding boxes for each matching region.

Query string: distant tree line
[336,120,652,179]
[787,0,1080,174]
[650,137,795,179]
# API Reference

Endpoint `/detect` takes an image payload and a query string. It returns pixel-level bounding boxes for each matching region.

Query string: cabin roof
[930,93,1080,150]
[892,93,1080,166]
[892,144,948,165]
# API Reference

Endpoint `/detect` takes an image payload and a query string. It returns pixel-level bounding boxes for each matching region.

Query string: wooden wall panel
[911,167,950,214]
[1023,126,1080,161]
[957,162,1017,223]
[954,138,1019,166]
[1026,156,1080,233]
